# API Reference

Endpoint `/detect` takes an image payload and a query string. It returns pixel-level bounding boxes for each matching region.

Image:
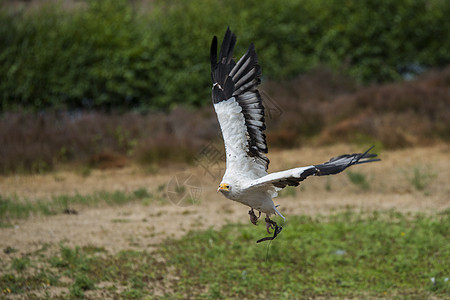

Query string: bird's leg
[248,208,261,225]
[265,216,277,234]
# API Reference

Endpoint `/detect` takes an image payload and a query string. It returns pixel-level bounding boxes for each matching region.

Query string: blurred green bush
[0,0,449,111]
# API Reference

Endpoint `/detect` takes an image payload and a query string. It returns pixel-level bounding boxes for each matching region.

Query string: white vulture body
[214,98,279,216]
[210,28,380,241]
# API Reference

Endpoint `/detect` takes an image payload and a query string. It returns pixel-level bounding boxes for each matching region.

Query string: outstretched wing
[245,147,380,189]
[211,28,269,178]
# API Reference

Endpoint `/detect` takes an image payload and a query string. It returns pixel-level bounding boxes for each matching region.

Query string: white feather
[214,97,267,182]
[245,166,315,189]
[214,98,282,216]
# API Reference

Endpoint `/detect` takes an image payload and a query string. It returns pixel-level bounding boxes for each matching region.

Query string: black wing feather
[270,147,380,189]
[211,28,236,104]
[211,28,269,170]
[272,167,316,188]
[314,146,380,176]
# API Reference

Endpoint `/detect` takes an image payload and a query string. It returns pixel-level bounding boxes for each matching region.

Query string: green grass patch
[0,187,160,223]
[11,258,30,273]
[155,211,450,298]
[69,274,95,298]
[111,219,130,223]
[1,211,448,298]
[325,177,333,192]
[406,166,437,191]
[347,171,371,190]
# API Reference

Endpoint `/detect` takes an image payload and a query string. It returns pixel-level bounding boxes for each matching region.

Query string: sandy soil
[0,144,449,261]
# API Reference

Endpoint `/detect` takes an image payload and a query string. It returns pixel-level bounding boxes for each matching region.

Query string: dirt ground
[0,144,449,261]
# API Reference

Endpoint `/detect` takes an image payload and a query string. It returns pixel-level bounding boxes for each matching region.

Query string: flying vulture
[210,28,380,242]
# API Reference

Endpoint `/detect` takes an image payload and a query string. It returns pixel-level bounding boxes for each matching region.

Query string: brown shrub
[0,108,220,174]
[316,66,450,148]
[89,151,128,169]
[263,67,356,147]
[1,66,448,173]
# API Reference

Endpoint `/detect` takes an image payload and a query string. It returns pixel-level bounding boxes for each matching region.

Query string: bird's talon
[265,216,277,234]
[248,209,261,225]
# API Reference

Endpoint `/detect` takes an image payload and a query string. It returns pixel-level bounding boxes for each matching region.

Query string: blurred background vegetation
[1,0,449,110]
[0,0,449,173]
